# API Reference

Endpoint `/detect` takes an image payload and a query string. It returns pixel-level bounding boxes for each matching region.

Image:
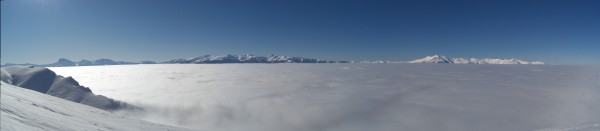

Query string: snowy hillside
[0,82,194,131]
[50,64,600,131]
[410,55,545,64]
[1,66,136,110]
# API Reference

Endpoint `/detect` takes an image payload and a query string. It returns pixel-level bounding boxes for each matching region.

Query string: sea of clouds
[50,64,600,131]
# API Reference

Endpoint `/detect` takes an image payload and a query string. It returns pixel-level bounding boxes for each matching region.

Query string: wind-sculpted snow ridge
[410,55,545,64]
[164,54,350,64]
[0,82,194,131]
[0,68,13,84]
[0,66,138,111]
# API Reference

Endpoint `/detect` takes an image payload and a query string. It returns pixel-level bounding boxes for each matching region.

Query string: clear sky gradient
[1,0,599,64]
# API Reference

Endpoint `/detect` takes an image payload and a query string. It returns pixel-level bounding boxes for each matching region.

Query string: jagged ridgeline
[409,55,545,64]
[164,54,346,64]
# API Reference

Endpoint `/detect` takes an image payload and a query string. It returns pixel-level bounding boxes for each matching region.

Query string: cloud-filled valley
[49,64,600,131]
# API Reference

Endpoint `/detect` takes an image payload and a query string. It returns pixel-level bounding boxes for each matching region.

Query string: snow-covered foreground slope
[1,66,137,110]
[50,64,600,131]
[0,82,194,131]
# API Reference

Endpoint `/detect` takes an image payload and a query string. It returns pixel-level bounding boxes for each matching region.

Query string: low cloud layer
[50,64,600,131]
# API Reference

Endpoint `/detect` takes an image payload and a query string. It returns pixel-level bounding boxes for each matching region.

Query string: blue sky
[1,0,599,65]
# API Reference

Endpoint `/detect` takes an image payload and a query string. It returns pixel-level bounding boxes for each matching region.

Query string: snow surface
[0,82,194,131]
[1,66,136,110]
[0,68,12,85]
[49,64,600,131]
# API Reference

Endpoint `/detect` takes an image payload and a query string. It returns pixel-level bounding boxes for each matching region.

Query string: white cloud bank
[50,64,600,131]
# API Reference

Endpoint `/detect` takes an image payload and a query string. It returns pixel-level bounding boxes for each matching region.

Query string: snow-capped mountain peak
[54,58,77,66]
[409,55,544,64]
[409,55,453,63]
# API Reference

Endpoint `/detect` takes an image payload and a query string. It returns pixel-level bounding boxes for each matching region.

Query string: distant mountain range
[164,54,349,64]
[1,54,347,67]
[409,55,544,64]
[1,54,545,67]
[1,58,155,67]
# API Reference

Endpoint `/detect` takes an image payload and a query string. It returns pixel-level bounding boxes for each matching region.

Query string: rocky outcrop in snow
[409,55,545,64]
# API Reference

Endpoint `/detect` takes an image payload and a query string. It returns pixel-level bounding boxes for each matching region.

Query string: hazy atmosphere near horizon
[1,0,599,65]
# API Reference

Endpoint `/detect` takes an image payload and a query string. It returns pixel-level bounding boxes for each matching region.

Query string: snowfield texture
[410,55,545,64]
[49,64,600,131]
[0,82,194,131]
